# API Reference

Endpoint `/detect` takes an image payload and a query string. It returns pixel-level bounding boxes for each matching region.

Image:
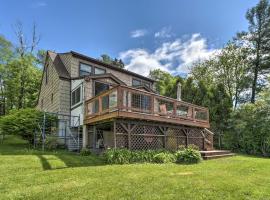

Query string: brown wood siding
[36,57,60,113]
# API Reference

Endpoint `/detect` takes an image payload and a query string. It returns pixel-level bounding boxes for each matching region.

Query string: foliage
[104,148,132,164]
[175,146,202,164]
[153,152,176,163]
[237,0,270,103]
[225,98,270,156]
[45,136,58,150]
[0,26,42,116]
[100,54,125,69]
[80,148,92,156]
[0,108,56,144]
[104,148,176,164]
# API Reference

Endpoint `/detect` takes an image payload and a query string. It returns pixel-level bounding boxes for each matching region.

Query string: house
[37,50,214,152]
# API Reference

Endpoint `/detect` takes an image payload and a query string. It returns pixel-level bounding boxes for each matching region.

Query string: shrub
[104,148,132,164]
[187,144,200,151]
[175,147,202,164]
[80,148,92,156]
[45,136,58,150]
[0,108,57,144]
[153,152,176,163]
[104,148,176,164]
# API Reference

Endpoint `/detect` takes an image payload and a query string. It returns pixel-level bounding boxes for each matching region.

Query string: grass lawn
[1,136,270,200]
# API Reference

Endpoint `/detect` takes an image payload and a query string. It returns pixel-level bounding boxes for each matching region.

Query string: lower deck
[83,119,213,151]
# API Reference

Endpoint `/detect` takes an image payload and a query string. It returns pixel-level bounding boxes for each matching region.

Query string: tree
[237,0,270,103]
[100,54,125,69]
[0,35,14,115]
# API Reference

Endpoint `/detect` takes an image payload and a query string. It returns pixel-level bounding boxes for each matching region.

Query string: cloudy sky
[0,0,258,76]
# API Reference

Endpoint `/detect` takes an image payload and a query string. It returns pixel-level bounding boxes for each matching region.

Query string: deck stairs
[200,150,235,160]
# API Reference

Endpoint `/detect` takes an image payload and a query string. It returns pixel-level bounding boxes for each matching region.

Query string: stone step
[200,150,235,160]
[202,153,235,160]
[200,150,232,156]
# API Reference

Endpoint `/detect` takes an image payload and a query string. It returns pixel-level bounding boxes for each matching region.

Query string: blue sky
[0,0,258,75]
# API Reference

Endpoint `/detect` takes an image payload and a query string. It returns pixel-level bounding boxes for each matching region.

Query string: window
[143,82,150,88]
[45,65,49,84]
[51,93,54,104]
[71,86,81,106]
[94,67,106,75]
[79,63,92,76]
[132,78,141,86]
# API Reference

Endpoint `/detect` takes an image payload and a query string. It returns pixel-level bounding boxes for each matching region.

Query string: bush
[45,136,58,150]
[175,147,202,164]
[153,152,176,163]
[80,148,92,156]
[104,148,132,164]
[187,144,200,151]
[104,148,176,164]
[0,108,57,144]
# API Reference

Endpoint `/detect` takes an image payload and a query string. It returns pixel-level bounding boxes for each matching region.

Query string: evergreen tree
[237,0,270,103]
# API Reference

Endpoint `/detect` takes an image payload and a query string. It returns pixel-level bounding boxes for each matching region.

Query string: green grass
[1,136,270,200]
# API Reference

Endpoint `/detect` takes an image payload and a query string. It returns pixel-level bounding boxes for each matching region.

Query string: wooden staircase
[200,150,235,160]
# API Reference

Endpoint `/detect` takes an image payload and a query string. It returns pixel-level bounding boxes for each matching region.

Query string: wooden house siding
[37,57,61,113]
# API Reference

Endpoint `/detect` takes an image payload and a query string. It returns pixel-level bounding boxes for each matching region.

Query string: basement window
[71,86,81,106]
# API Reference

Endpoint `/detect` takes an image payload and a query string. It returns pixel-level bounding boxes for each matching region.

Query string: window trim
[51,93,54,104]
[71,85,82,108]
[45,65,49,84]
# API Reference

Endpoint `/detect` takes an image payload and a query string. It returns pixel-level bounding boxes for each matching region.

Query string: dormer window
[79,63,92,76]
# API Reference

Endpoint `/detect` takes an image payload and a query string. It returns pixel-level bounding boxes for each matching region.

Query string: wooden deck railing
[85,85,209,127]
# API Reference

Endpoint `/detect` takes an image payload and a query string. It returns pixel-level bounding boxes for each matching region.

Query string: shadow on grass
[0,136,106,171]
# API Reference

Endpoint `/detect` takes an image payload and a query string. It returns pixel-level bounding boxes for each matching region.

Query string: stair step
[200,150,231,156]
[202,153,235,160]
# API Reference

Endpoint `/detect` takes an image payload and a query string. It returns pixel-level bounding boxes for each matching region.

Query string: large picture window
[79,63,92,76]
[71,86,81,106]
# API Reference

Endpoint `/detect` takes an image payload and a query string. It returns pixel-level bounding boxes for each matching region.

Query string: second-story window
[79,63,92,76]
[132,78,141,86]
[94,67,106,75]
[71,86,81,106]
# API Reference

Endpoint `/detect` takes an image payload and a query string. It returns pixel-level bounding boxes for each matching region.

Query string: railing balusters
[84,85,209,126]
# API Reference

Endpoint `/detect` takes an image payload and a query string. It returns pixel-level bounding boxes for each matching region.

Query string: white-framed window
[79,63,92,76]
[94,67,106,75]
[71,86,82,106]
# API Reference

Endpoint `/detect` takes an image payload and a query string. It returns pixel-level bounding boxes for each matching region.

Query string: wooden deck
[84,85,210,128]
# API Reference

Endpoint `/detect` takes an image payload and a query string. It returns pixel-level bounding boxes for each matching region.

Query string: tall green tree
[237,0,270,103]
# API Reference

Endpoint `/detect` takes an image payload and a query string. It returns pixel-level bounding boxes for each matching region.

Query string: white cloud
[130,29,148,38]
[119,33,218,76]
[154,27,173,38]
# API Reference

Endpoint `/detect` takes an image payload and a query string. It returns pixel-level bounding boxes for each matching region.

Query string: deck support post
[113,121,117,148]
[93,125,97,149]
[82,125,88,148]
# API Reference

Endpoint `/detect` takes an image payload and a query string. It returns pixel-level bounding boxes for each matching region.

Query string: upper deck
[84,85,210,128]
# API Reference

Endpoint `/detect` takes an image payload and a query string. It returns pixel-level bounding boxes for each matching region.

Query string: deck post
[113,121,117,148]
[93,125,97,149]
[82,125,88,148]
